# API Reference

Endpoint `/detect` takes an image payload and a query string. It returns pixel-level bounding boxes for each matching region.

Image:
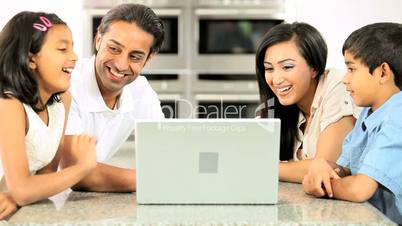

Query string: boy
[302,22,402,224]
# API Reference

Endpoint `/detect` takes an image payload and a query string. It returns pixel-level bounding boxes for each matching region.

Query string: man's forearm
[72,163,136,192]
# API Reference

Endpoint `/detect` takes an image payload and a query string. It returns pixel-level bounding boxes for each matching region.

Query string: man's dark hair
[97,3,164,55]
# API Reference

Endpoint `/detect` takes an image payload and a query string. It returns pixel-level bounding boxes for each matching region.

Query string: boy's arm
[331,173,378,202]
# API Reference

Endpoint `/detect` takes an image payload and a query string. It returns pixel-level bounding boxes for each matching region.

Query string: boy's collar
[362,91,402,132]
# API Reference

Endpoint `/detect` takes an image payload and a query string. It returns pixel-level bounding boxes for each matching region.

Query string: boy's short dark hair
[97,3,164,55]
[342,22,402,88]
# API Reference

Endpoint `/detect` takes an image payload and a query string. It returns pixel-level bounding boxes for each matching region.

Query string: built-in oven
[194,94,259,118]
[83,0,286,119]
[191,73,259,118]
[159,94,181,119]
[84,8,186,70]
[189,0,284,118]
[192,2,285,72]
[142,73,190,119]
[193,73,258,94]
[83,0,191,120]
[146,72,260,119]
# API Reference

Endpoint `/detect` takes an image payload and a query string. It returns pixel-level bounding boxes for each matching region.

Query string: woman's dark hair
[255,22,328,160]
[97,3,165,55]
[343,22,402,88]
[0,11,66,112]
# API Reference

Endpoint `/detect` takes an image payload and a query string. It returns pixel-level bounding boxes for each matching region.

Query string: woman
[255,22,359,183]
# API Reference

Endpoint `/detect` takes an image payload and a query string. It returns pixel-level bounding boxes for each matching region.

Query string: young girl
[255,22,359,183]
[0,12,96,219]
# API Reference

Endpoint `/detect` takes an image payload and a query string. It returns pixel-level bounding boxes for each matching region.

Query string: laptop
[135,119,280,204]
[136,204,278,224]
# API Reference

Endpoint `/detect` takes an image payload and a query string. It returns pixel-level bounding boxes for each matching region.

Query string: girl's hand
[302,158,340,198]
[0,192,18,220]
[69,135,97,171]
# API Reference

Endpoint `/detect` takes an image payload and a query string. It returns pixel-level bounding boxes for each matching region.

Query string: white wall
[1,0,402,67]
[286,0,402,69]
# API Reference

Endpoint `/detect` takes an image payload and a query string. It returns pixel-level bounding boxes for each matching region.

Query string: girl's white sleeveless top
[0,101,65,191]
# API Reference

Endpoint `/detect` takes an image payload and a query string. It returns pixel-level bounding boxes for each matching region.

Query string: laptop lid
[135,119,280,204]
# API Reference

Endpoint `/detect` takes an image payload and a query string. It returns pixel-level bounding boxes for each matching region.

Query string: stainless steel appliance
[84,0,286,118]
[192,1,285,72]
[84,0,191,118]
[189,0,284,118]
[84,1,187,69]
[194,94,259,118]
[191,73,259,118]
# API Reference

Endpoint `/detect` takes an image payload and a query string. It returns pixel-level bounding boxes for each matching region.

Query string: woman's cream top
[293,68,360,160]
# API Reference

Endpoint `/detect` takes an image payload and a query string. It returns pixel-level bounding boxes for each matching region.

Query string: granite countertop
[3,182,396,226]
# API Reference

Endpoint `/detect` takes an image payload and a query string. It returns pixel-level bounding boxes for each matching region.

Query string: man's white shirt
[65,56,164,161]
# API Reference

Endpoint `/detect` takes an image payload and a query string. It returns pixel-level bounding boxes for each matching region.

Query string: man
[61,4,165,192]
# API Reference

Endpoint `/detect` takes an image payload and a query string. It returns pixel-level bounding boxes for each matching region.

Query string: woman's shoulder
[316,68,348,98]
[323,68,346,87]
[317,68,361,119]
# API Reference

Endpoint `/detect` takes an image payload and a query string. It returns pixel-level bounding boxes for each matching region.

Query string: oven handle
[154,9,183,16]
[194,94,259,101]
[195,8,284,19]
[158,94,182,101]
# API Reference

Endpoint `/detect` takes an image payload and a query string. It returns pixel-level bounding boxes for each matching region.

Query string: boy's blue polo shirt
[337,91,402,221]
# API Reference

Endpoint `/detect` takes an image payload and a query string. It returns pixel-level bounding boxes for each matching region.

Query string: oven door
[144,73,187,119]
[158,94,182,119]
[194,94,260,119]
[193,8,284,72]
[193,73,258,94]
[85,8,185,70]
[145,9,187,70]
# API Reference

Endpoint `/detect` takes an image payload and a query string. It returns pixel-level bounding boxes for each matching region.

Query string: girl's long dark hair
[255,22,327,160]
[0,11,66,112]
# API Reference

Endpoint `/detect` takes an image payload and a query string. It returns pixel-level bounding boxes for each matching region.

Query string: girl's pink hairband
[33,16,53,32]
